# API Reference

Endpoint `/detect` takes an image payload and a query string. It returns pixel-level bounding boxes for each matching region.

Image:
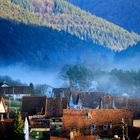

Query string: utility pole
[7,97,10,119]
[122,118,125,140]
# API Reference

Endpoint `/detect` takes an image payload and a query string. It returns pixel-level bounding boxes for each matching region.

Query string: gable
[22,96,46,115]
[0,101,6,113]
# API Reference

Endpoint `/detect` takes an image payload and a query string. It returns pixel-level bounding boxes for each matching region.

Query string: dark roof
[53,88,106,108]
[98,94,115,109]
[51,88,140,118]
[45,97,68,118]
[53,88,71,97]
[22,96,68,118]
[0,86,32,94]
[80,91,105,108]
[22,96,46,115]
[111,96,140,118]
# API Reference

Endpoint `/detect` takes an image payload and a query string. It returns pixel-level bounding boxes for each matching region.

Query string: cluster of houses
[0,82,31,100]
[0,82,140,140]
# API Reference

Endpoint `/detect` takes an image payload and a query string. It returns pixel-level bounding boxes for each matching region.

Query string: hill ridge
[0,0,139,51]
[67,0,140,34]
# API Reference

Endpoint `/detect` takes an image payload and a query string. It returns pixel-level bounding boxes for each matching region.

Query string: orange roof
[63,109,133,128]
[50,137,68,140]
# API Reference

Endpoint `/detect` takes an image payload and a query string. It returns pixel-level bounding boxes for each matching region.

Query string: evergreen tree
[10,113,24,140]
[1,0,139,51]
[61,64,94,90]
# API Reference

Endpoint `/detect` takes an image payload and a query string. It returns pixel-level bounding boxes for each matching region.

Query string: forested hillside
[0,0,140,95]
[0,0,139,51]
[0,18,114,68]
[68,0,140,34]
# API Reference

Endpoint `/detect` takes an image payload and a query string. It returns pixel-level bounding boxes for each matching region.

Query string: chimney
[99,97,103,109]
[112,99,116,109]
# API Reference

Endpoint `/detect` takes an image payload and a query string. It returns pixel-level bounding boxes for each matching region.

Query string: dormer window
[87,112,92,119]
[103,125,108,130]
[91,124,96,130]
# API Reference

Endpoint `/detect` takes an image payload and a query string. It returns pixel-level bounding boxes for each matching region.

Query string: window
[103,125,108,130]
[91,124,96,130]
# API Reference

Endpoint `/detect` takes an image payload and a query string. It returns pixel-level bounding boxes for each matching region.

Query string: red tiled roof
[50,136,96,140]
[74,136,96,140]
[50,137,68,140]
[63,109,133,129]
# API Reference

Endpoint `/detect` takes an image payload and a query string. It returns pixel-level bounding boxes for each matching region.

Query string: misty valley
[0,0,140,140]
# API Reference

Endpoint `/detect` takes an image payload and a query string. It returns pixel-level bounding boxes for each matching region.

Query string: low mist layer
[0,62,140,97]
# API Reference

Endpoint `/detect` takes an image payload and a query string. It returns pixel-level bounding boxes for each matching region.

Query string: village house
[97,94,116,109]
[112,95,140,119]
[52,88,71,98]
[52,88,115,109]
[20,88,140,139]
[92,94,140,121]
[22,96,68,118]
[22,96,68,132]
[62,109,133,138]
[28,115,50,133]
[0,97,8,121]
[22,96,46,116]
[51,88,140,118]
[51,88,109,109]
[0,97,13,140]
[0,85,32,100]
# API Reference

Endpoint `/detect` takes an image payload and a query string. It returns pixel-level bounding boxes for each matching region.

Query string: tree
[60,64,94,90]
[29,82,34,94]
[10,112,24,140]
